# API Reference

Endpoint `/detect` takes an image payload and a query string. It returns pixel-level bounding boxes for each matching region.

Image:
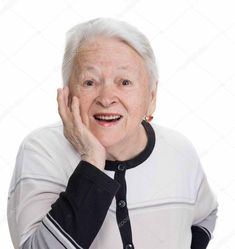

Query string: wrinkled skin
[57,36,157,169]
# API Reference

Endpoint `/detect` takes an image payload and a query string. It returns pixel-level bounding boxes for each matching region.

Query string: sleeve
[7,142,120,249]
[190,161,218,249]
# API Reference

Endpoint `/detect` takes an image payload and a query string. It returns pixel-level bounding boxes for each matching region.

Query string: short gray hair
[62,17,159,89]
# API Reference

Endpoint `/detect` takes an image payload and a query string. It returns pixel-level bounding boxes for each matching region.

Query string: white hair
[62,17,159,89]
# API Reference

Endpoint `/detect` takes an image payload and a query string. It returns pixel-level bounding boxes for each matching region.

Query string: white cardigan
[7,120,218,249]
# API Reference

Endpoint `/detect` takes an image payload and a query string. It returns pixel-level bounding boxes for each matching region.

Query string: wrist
[81,156,105,171]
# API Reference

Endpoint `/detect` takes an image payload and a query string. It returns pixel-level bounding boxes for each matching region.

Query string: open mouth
[93,114,123,123]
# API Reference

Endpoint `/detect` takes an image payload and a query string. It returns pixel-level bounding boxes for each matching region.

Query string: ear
[147,82,157,115]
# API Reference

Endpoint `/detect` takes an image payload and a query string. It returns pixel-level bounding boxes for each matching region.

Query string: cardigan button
[125,244,134,249]
[117,163,126,171]
[118,200,126,208]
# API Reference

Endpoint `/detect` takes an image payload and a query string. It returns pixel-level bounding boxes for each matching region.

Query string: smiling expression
[68,36,156,149]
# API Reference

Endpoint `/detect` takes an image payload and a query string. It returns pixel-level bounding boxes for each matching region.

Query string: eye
[121,79,132,86]
[83,80,94,86]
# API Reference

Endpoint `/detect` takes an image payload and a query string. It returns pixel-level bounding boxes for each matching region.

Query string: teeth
[95,115,121,120]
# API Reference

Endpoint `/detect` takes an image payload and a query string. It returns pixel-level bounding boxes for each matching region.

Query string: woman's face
[68,36,156,148]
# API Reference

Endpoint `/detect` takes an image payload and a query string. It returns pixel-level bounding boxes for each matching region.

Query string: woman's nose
[95,84,117,107]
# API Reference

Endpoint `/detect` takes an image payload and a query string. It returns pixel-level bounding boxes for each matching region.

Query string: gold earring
[145,115,154,122]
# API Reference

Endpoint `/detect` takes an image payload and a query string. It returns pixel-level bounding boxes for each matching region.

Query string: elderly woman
[7,18,218,249]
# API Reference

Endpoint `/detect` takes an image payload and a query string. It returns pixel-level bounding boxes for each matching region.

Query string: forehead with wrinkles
[72,37,147,76]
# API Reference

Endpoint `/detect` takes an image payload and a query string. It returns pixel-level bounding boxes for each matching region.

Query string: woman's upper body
[7,119,218,249]
[7,17,218,249]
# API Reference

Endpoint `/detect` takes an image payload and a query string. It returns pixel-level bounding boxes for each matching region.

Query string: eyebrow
[84,65,130,71]
[116,65,130,70]
[85,66,98,71]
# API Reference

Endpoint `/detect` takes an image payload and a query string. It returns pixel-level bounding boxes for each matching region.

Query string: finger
[64,86,73,112]
[63,85,69,107]
[72,95,89,127]
[71,96,83,126]
[57,88,69,122]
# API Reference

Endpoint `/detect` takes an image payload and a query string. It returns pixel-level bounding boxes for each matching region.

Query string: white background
[1,0,235,248]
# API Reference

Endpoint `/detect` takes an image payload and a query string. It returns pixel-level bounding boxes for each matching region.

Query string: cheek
[74,92,94,123]
[79,99,89,114]
[69,86,96,124]
[132,104,147,118]
[127,94,149,117]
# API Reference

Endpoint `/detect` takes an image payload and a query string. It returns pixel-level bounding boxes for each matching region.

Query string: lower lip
[94,118,122,127]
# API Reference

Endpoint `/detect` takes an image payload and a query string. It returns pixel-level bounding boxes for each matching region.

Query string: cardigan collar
[104,120,156,171]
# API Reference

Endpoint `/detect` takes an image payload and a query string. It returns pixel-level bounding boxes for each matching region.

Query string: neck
[105,122,148,161]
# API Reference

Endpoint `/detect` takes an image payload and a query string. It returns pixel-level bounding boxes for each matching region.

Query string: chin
[95,133,123,149]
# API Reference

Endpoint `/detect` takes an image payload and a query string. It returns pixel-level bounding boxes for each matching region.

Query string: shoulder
[149,123,206,200]
[151,122,201,165]
[152,122,195,147]
[21,120,64,147]
[19,120,76,157]
[150,122,205,186]
[18,119,80,166]
[11,121,80,188]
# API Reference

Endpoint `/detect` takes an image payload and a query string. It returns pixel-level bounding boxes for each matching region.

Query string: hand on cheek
[57,86,106,170]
